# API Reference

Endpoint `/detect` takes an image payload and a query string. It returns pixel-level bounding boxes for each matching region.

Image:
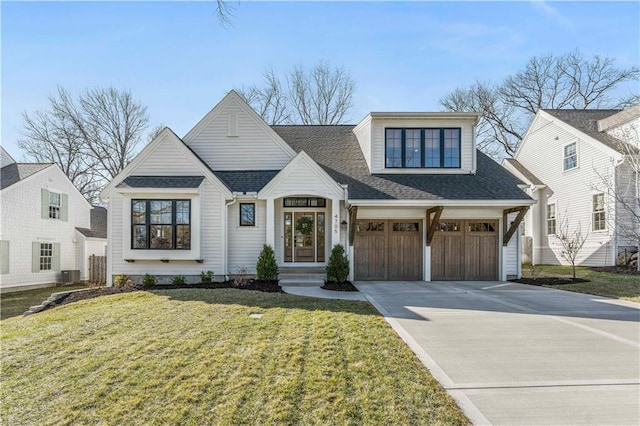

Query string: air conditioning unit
[61,270,80,283]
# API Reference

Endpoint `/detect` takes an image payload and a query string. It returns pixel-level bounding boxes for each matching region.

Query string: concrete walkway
[281,286,367,301]
[356,281,640,425]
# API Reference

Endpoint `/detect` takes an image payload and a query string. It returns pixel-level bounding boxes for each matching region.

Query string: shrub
[113,274,129,288]
[142,273,157,287]
[326,244,350,283]
[171,275,187,285]
[256,245,278,281]
[200,270,214,284]
[234,265,249,286]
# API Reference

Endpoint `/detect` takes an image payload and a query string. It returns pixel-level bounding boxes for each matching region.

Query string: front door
[294,212,315,262]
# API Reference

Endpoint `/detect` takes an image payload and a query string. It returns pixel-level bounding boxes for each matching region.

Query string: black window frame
[282,197,327,208]
[239,203,256,227]
[385,127,462,169]
[131,199,191,250]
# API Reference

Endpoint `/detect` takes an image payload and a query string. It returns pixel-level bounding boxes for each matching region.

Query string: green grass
[0,284,87,320]
[1,289,468,425]
[522,264,640,302]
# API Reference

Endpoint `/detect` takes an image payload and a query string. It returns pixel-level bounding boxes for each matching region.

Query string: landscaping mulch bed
[510,277,589,286]
[45,280,282,314]
[321,281,359,292]
[590,265,640,275]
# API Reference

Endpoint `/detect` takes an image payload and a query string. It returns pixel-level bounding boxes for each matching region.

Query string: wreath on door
[296,216,314,235]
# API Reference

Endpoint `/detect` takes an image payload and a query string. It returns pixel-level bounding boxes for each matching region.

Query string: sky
[2,1,639,159]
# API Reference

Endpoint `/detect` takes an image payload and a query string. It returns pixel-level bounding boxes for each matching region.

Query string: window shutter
[0,241,9,274]
[32,242,40,273]
[41,189,49,219]
[61,194,69,221]
[53,243,61,271]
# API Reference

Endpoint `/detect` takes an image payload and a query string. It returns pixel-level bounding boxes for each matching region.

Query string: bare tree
[556,215,589,280]
[441,51,639,158]
[235,61,356,125]
[18,86,149,203]
[215,0,235,27]
[147,124,166,143]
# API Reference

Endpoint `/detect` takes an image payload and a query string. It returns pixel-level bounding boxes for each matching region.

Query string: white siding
[133,135,204,176]
[516,119,619,266]
[615,161,639,247]
[184,97,293,171]
[0,166,91,289]
[369,118,476,174]
[228,200,266,274]
[504,212,520,277]
[353,115,372,171]
[0,147,15,168]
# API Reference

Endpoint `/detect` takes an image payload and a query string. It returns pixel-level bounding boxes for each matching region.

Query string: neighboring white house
[503,106,639,267]
[101,91,534,285]
[0,147,107,291]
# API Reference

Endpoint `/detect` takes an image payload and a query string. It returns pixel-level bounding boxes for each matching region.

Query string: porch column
[331,197,340,248]
[266,197,275,248]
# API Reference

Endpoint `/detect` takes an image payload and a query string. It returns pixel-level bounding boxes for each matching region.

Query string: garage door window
[438,222,461,232]
[468,222,496,232]
[357,222,385,232]
[393,222,419,232]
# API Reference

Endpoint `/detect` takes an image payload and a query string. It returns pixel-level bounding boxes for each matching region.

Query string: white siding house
[0,148,107,291]
[102,91,533,285]
[504,107,639,267]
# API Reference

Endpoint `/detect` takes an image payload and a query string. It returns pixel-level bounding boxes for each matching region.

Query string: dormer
[353,112,481,175]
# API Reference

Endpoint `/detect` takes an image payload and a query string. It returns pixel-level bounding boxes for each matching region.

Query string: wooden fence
[89,255,107,285]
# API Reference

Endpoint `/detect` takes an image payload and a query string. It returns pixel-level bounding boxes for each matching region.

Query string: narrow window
[443,129,461,168]
[385,129,402,168]
[40,243,53,271]
[564,143,577,171]
[592,193,606,231]
[240,203,256,226]
[424,129,440,168]
[49,192,61,219]
[547,204,557,235]
[404,129,421,167]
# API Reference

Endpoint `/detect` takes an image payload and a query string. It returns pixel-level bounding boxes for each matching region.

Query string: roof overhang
[348,199,536,208]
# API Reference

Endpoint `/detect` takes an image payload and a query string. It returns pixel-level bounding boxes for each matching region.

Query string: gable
[0,147,15,168]
[182,91,296,171]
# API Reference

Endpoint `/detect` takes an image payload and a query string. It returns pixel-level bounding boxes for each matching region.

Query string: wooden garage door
[431,220,498,281]
[354,220,422,280]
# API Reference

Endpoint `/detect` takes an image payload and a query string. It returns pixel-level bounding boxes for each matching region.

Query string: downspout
[224,194,238,280]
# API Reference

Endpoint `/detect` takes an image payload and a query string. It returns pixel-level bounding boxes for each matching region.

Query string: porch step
[279,266,325,274]
[278,270,326,287]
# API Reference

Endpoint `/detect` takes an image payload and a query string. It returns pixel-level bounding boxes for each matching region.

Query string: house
[101,91,533,285]
[503,106,639,267]
[0,147,107,291]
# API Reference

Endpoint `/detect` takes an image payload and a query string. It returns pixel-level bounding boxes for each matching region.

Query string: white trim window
[40,243,53,271]
[563,142,577,171]
[547,203,557,235]
[592,193,606,231]
[49,192,61,219]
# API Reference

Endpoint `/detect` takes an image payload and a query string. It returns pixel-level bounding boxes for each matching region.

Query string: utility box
[61,270,80,283]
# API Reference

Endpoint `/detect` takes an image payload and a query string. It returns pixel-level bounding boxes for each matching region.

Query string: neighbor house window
[49,192,61,219]
[564,143,577,171]
[240,203,255,226]
[385,128,461,168]
[547,204,556,235]
[131,200,191,250]
[592,193,606,231]
[40,243,53,271]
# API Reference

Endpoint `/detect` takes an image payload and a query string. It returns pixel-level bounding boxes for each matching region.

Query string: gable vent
[228,114,238,137]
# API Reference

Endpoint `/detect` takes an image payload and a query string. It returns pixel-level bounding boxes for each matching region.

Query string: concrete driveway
[356,281,640,425]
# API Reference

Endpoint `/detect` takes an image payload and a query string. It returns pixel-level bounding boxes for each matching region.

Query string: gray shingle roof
[117,176,205,188]
[213,170,280,193]
[503,158,544,186]
[76,206,108,239]
[272,125,531,201]
[1,163,53,190]
[543,109,632,153]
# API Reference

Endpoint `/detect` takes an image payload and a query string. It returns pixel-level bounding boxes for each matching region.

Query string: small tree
[556,217,588,280]
[256,245,278,281]
[142,273,157,287]
[326,244,350,283]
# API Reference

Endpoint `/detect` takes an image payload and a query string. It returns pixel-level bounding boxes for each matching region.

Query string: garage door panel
[389,231,422,280]
[355,234,386,280]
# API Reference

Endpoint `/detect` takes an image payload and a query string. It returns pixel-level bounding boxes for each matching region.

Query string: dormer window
[385,128,460,169]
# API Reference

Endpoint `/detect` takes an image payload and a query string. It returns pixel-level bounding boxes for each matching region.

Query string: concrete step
[279,266,326,274]
[279,279,324,287]
[278,273,325,282]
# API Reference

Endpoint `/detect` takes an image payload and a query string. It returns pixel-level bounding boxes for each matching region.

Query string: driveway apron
[356,281,640,425]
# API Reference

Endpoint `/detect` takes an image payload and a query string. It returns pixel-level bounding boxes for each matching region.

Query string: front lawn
[520,265,640,302]
[1,289,468,425]
[0,284,87,320]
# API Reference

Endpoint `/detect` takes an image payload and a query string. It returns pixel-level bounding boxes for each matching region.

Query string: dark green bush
[256,245,278,281]
[200,270,214,284]
[326,244,350,283]
[171,275,187,285]
[142,273,157,287]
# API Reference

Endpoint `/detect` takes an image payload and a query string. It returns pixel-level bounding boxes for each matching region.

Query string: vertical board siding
[185,99,292,171]
[228,200,266,274]
[517,119,620,266]
[89,255,107,285]
[0,166,91,289]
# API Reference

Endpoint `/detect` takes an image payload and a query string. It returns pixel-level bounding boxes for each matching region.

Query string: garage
[431,220,498,280]
[354,220,422,280]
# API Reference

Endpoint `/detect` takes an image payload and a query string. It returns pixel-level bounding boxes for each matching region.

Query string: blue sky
[2,1,639,158]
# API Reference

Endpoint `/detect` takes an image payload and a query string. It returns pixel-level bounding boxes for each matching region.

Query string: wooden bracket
[348,206,358,246]
[426,206,444,245]
[503,206,529,246]
[124,259,135,263]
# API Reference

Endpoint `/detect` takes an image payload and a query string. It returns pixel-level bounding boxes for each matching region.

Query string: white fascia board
[114,187,201,195]
[349,199,536,207]
[369,112,481,121]
[353,113,372,134]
